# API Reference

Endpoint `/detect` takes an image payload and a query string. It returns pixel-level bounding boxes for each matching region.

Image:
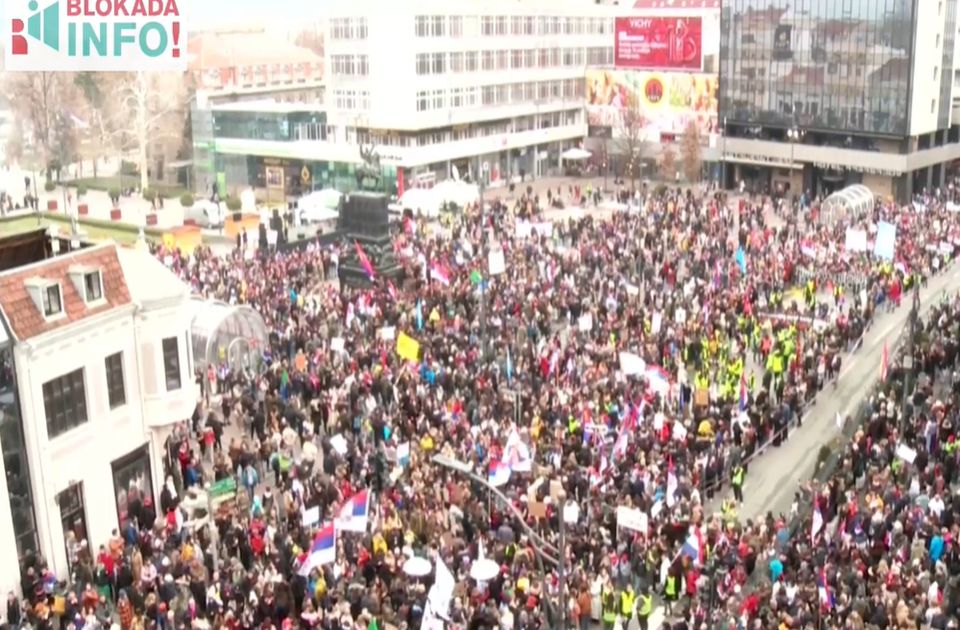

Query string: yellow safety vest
[621,591,635,615]
[638,594,653,617]
[732,466,744,487]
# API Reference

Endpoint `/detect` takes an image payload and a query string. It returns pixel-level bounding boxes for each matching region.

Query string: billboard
[615,17,702,71]
[586,69,718,140]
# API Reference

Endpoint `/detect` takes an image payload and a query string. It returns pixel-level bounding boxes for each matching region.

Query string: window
[450,87,463,107]
[482,85,496,105]
[415,16,429,37]
[496,50,508,70]
[162,337,181,391]
[83,271,102,302]
[482,50,494,71]
[356,18,368,39]
[431,52,445,74]
[431,89,444,109]
[449,16,462,37]
[416,53,430,75]
[495,16,507,35]
[105,352,125,409]
[465,51,478,72]
[42,368,87,439]
[417,91,429,111]
[43,285,62,317]
[523,17,534,35]
[430,15,445,37]
[511,16,522,35]
[481,16,494,36]
[511,49,522,69]
[449,51,464,72]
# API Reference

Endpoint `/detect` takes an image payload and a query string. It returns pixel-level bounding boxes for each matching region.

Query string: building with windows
[0,233,198,595]
[200,0,629,200]
[720,0,960,200]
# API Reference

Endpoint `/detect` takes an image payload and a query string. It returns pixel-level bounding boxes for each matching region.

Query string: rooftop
[0,243,131,341]
[116,247,191,308]
[188,30,323,72]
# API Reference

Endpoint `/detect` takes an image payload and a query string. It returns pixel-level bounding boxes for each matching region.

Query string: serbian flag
[817,569,835,609]
[611,427,629,460]
[645,365,671,396]
[298,522,336,576]
[681,527,704,566]
[336,489,370,533]
[355,241,376,281]
[739,373,748,411]
[880,342,889,382]
[811,497,824,544]
[800,239,816,258]
[430,264,451,286]
[666,457,679,507]
[488,460,511,487]
[387,281,398,301]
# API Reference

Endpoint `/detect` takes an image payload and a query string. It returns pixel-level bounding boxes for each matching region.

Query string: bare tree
[658,145,678,182]
[679,120,703,183]
[114,71,186,191]
[615,94,647,187]
[4,72,79,170]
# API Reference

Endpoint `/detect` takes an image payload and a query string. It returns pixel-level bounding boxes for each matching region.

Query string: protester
[10,181,960,630]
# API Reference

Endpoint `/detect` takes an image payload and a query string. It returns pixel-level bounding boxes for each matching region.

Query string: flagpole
[477,158,488,358]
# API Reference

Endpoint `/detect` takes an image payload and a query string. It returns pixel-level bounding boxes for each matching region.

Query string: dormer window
[25,278,64,320]
[42,284,62,317]
[84,271,102,302]
[68,265,105,306]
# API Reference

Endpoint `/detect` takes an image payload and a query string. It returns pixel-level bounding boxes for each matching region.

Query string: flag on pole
[880,342,889,381]
[488,460,511,487]
[355,241,376,281]
[336,489,370,533]
[811,497,824,544]
[680,527,704,566]
[817,569,835,609]
[430,264,451,286]
[298,522,337,576]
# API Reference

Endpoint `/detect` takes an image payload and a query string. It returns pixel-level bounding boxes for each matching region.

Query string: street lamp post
[901,283,921,432]
[431,454,560,623]
[557,488,567,630]
[787,127,804,197]
[476,159,489,358]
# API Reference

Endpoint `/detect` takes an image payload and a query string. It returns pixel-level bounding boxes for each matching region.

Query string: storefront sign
[615,17,703,71]
[723,152,793,168]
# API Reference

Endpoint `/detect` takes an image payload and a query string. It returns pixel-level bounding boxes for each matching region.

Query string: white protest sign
[651,312,662,334]
[379,326,397,341]
[562,501,580,525]
[616,506,649,533]
[330,434,349,455]
[330,337,346,353]
[302,506,321,527]
[488,249,506,275]
[578,313,593,332]
[619,352,646,376]
[844,228,868,252]
[895,443,917,464]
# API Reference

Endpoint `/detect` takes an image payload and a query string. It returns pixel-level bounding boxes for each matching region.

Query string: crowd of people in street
[6,180,960,630]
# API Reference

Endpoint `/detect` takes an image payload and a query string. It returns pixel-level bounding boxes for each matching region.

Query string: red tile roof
[0,244,131,341]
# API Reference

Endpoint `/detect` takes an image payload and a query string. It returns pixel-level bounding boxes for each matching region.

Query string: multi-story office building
[0,233,198,595]
[203,0,624,198]
[720,0,960,200]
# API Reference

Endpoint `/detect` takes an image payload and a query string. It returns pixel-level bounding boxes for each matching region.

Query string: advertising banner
[615,17,702,71]
[586,69,718,140]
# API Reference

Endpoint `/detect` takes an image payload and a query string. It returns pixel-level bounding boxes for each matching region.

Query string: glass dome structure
[189,299,268,371]
[821,184,874,225]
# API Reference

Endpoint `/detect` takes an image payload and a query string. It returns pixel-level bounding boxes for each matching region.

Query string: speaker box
[338,192,389,239]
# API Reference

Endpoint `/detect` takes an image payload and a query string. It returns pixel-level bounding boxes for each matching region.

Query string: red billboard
[615,17,703,71]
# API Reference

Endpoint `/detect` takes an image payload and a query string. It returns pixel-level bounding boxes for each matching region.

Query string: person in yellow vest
[601,587,618,630]
[721,497,738,523]
[731,463,745,504]
[636,586,653,630]
[619,584,636,628]
[663,569,679,615]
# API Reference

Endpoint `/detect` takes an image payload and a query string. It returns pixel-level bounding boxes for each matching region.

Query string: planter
[77,204,89,216]
[110,208,122,221]
[47,200,58,211]
[145,213,158,226]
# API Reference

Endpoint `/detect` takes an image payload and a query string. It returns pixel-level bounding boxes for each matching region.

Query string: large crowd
[6,180,960,630]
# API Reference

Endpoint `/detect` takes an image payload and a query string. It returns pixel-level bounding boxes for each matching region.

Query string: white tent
[561,147,592,160]
[431,179,479,208]
[398,187,442,217]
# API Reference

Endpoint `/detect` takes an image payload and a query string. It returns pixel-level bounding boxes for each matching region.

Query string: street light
[557,488,567,630]
[901,283,921,432]
[431,454,560,623]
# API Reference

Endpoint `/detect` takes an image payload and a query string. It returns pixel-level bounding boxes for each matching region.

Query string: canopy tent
[561,147,592,161]
[820,184,874,225]
[189,299,269,371]
[431,180,479,208]
[397,187,442,217]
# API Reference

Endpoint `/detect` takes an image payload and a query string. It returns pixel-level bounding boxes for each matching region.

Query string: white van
[184,199,226,228]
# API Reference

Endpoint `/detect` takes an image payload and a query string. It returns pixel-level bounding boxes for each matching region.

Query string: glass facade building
[720,0,916,136]
[212,110,327,143]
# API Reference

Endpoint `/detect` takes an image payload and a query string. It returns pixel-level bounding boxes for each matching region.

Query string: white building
[0,235,198,597]
[207,0,628,197]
